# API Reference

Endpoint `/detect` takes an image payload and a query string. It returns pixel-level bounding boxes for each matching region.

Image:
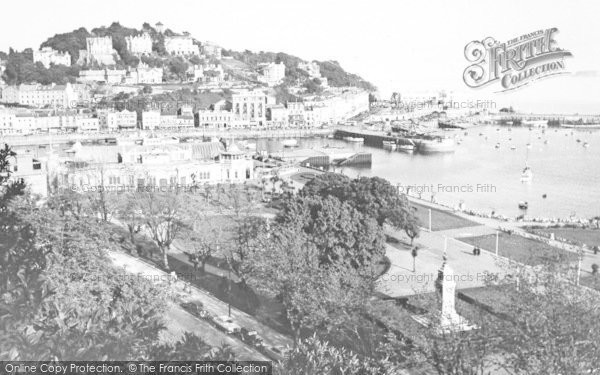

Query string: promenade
[3,128,332,146]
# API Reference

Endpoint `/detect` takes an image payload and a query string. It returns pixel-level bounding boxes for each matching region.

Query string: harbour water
[258,125,600,219]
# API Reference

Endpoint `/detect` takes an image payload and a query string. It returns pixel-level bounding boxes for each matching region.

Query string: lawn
[580,275,600,291]
[527,227,600,248]
[411,202,478,231]
[460,232,578,266]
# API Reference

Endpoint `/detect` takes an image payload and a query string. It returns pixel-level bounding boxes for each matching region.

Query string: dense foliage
[1,49,80,85]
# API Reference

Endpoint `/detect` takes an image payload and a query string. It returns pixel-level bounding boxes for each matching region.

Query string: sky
[1,0,599,114]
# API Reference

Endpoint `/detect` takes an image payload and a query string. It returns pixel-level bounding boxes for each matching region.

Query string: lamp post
[429,208,432,232]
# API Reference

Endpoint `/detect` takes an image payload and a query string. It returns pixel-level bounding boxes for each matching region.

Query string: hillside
[1,22,376,91]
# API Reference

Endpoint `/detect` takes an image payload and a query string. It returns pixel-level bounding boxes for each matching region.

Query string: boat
[518,201,529,210]
[343,136,365,143]
[397,144,415,153]
[282,139,299,148]
[526,143,532,149]
[417,138,455,153]
[495,143,500,149]
[544,140,549,144]
[382,140,397,150]
[583,142,589,148]
[510,145,516,150]
[521,165,533,181]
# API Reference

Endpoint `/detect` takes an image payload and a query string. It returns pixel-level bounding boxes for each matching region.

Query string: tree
[277,195,385,269]
[184,214,224,273]
[277,335,398,375]
[301,174,415,230]
[404,213,420,246]
[115,193,143,246]
[136,192,184,270]
[168,57,189,82]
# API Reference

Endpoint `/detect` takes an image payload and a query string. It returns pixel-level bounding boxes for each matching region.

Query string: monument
[412,255,478,334]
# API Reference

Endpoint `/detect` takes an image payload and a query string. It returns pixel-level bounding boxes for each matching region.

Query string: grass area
[526,227,600,248]
[580,275,600,291]
[460,232,578,266]
[411,202,478,231]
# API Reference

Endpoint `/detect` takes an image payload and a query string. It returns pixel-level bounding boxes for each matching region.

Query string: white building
[202,42,222,59]
[141,110,161,130]
[0,83,77,108]
[98,109,137,131]
[159,114,194,129]
[33,47,71,68]
[78,69,126,84]
[259,62,285,86]
[231,90,267,126]
[125,33,153,55]
[298,61,327,86]
[2,152,47,197]
[79,36,116,65]
[165,36,199,56]
[267,104,289,128]
[125,64,163,84]
[197,110,242,129]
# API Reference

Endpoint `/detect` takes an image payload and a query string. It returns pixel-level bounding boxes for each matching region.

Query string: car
[240,328,264,346]
[212,315,241,334]
[263,345,291,361]
[180,301,205,318]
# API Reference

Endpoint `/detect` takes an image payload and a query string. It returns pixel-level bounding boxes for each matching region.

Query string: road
[108,251,293,355]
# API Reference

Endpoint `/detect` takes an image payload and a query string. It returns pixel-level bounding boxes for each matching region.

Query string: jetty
[334,128,455,153]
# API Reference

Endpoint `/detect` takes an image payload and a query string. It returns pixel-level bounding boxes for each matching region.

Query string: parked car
[180,301,207,318]
[264,345,291,361]
[212,315,241,334]
[240,327,264,346]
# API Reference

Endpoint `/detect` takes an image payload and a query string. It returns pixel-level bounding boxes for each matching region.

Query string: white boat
[282,139,299,148]
[518,201,529,209]
[397,144,415,153]
[526,143,532,149]
[343,136,365,143]
[510,145,516,150]
[382,140,397,150]
[583,142,589,148]
[417,138,455,153]
[495,143,501,149]
[521,165,533,181]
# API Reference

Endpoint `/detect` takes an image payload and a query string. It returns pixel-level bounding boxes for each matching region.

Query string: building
[155,22,165,34]
[125,64,163,84]
[159,113,194,129]
[78,69,107,83]
[202,42,222,59]
[2,151,47,197]
[266,104,289,128]
[231,90,267,126]
[298,61,327,86]
[33,47,71,68]
[63,140,255,193]
[259,62,285,86]
[197,110,241,129]
[165,36,199,56]
[98,109,137,131]
[125,33,152,55]
[298,61,321,78]
[79,36,115,65]
[0,83,77,108]
[142,110,161,130]
[78,68,126,84]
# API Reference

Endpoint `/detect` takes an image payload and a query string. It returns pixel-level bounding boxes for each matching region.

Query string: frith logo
[463,28,572,92]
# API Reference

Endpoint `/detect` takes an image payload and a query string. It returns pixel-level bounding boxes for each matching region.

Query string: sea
[256,125,600,219]
[14,125,600,219]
